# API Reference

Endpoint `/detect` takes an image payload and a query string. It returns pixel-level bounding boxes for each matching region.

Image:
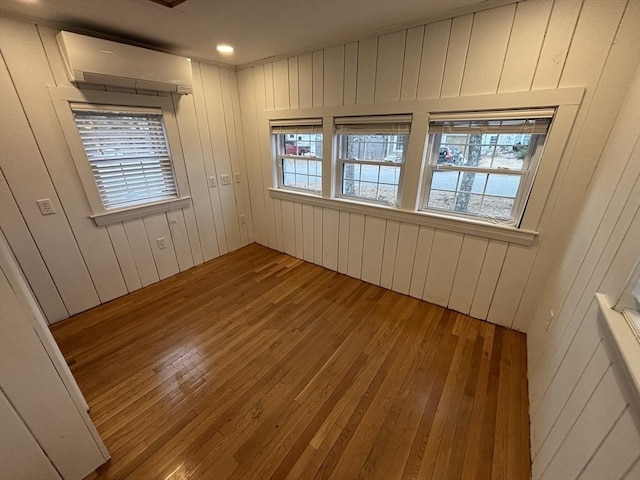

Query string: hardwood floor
[52,244,531,480]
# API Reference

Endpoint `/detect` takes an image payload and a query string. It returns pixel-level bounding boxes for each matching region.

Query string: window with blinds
[421,110,553,226]
[271,119,323,195]
[335,115,411,206]
[71,105,178,211]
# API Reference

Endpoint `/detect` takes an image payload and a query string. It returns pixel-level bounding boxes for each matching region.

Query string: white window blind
[335,115,412,135]
[270,118,323,135]
[72,105,178,211]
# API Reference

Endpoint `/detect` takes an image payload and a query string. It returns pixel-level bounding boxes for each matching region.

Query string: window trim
[49,86,191,226]
[271,120,324,195]
[263,86,585,243]
[335,131,408,207]
[419,115,550,227]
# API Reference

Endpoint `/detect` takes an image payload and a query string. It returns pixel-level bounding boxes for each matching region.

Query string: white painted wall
[0,17,253,324]
[526,64,640,480]
[0,233,110,479]
[237,0,640,332]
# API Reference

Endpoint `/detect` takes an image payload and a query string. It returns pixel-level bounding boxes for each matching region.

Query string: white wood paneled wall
[525,64,640,480]
[237,0,639,330]
[0,18,253,323]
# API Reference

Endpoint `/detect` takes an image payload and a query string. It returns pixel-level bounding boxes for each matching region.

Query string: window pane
[345,134,407,162]
[485,174,520,197]
[480,196,514,220]
[431,171,459,191]
[428,190,456,210]
[380,165,400,185]
[361,164,379,182]
[283,158,295,173]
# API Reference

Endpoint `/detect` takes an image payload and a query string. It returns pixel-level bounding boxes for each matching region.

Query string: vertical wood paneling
[423,230,463,306]
[0,173,68,322]
[238,67,268,246]
[579,408,640,480]
[531,0,583,90]
[1,20,126,305]
[191,62,229,255]
[448,235,489,314]
[199,64,243,252]
[273,197,284,252]
[312,50,324,107]
[375,30,406,103]
[543,368,626,480]
[360,216,386,285]
[263,62,275,111]
[417,20,451,99]
[487,243,537,328]
[469,240,508,320]
[293,202,304,259]
[322,208,339,270]
[380,220,399,290]
[288,57,299,109]
[227,68,254,243]
[337,211,350,274]
[280,200,296,256]
[498,0,553,93]
[461,4,516,96]
[323,45,345,106]
[343,42,358,105]
[302,203,314,263]
[0,56,99,315]
[400,26,424,101]
[531,341,609,474]
[122,219,159,287]
[409,226,434,299]
[356,37,378,104]
[252,64,278,249]
[0,390,62,480]
[391,223,419,295]
[165,210,194,272]
[346,213,365,278]
[440,14,473,98]
[298,53,313,109]
[313,206,323,265]
[272,59,290,110]
[143,213,179,280]
[105,223,142,293]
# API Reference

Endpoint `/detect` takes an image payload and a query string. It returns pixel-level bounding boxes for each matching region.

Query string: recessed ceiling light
[216,44,234,54]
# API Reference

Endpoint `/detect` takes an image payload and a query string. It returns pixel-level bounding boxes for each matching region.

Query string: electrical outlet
[36,199,55,215]
[545,310,554,332]
[208,176,217,188]
[234,172,241,183]
[220,174,231,186]
[157,237,166,250]
[239,214,246,225]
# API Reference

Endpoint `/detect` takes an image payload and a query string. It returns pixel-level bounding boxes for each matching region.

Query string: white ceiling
[0,0,500,66]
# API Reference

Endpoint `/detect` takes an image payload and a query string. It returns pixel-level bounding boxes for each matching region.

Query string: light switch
[220,174,231,186]
[208,176,217,188]
[234,172,241,183]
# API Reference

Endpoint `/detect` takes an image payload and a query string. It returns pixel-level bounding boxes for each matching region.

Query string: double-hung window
[271,119,323,195]
[421,110,552,226]
[335,115,411,206]
[71,104,178,211]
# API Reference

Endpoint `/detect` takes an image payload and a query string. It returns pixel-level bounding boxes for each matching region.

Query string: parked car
[437,146,462,165]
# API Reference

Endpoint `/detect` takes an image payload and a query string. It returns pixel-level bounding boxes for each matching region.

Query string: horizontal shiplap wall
[527,64,640,480]
[237,0,639,329]
[0,17,253,323]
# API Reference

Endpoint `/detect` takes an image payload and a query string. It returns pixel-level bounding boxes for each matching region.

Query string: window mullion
[400,112,429,211]
[322,116,333,199]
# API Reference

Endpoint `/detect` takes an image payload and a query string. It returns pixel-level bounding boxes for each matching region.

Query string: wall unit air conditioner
[57,31,193,94]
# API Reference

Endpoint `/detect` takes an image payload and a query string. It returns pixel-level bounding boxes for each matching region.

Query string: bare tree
[454,133,482,212]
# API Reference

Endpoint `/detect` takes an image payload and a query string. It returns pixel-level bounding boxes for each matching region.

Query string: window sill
[268,188,538,245]
[90,196,191,227]
[596,293,640,407]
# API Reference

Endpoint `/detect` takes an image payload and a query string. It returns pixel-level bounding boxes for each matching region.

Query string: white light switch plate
[221,174,231,186]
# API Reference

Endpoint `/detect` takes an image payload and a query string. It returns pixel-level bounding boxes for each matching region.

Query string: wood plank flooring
[51,244,531,480]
